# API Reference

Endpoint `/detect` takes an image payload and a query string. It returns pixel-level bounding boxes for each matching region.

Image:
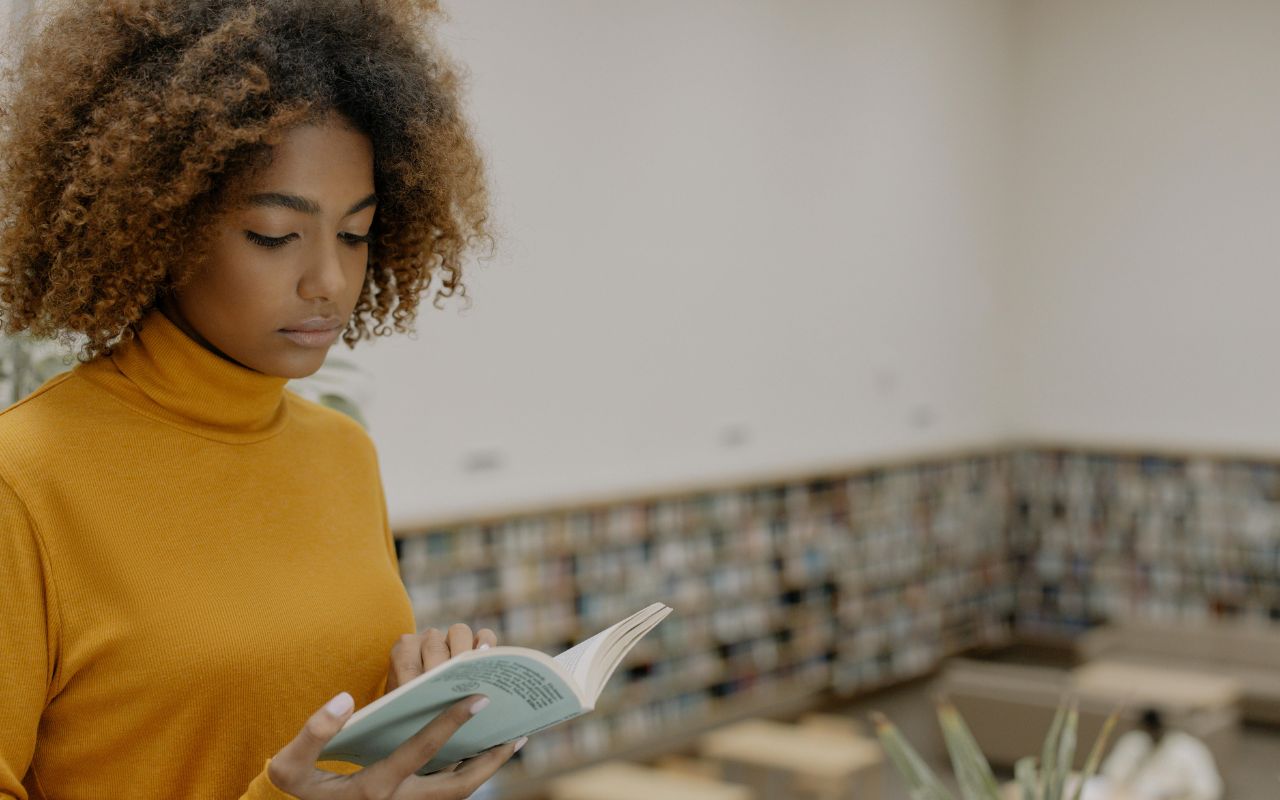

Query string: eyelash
[244,231,373,249]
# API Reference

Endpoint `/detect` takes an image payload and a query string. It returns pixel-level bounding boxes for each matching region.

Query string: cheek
[350,256,371,286]
[341,253,371,297]
[218,244,296,294]
[190,247,294,320]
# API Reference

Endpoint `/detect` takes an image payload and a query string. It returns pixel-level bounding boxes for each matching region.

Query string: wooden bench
[1079,620,1280,725]
[547,761,755,800]
[698,718,883,800]
[939,658,1240,771]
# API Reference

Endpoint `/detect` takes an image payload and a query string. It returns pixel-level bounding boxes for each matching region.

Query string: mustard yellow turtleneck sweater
[0,308,417,799]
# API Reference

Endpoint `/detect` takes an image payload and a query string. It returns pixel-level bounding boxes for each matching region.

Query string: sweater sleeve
[0,476,60,799]
[238,760,303,799]
[240,757,365,798]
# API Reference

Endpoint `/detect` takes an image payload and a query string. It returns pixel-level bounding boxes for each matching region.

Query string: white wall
[11,1,1276,524]
[1006,0,1280,453]
[346,0,1016,526]
[1,1,25,54]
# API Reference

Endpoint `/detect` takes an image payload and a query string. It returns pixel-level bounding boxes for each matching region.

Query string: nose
[298,239,350,302]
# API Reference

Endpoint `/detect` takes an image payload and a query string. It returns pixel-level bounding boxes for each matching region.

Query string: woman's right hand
[266,692,526,800]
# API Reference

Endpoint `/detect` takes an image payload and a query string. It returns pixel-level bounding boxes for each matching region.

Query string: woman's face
[161,113,377,379]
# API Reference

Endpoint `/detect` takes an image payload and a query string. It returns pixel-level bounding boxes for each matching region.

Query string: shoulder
[0,372,89,517]
[1163,730,1215,758]
[0,370,81,456]
[0,369,78,420]
[1107,730,1153,760]
[283,389,378,457]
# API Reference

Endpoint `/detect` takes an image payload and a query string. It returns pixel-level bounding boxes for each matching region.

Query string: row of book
[402,446,1280,795]
[396,455,1014,793]
[1010,450,1280,635]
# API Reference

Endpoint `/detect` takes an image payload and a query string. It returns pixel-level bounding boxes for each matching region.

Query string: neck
[157,296,257,374]
[82,306,293,443]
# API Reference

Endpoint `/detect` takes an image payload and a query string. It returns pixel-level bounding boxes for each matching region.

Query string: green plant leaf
[1015,757,1039,800]
[1070,709,1120,800]
[873,712,957,800]
[1048,705,1078,800]
[937,701,1001,800]
[318,393,368,428]
[1039,703,1066,800]
[873,697,1126,800]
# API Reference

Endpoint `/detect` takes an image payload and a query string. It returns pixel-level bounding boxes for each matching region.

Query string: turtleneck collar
[96,307,291,443]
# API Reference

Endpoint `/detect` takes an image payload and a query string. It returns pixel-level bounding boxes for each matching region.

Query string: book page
[555,603,670,691]
[552,617,627,684]
[587,605,672,698]
[320,649,587,775]
[319,605,671,775]
[552,631,605,680]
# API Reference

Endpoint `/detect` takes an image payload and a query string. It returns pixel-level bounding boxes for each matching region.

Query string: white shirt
[1097,729,1223,800]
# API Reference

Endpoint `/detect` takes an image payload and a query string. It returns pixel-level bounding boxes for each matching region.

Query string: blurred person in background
[1096,708,1224,800]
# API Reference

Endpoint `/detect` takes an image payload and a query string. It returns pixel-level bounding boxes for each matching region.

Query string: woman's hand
[386,624,498,694]
[266,692,526,800]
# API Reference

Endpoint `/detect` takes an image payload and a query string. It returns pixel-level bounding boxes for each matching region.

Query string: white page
[554,603,669,690]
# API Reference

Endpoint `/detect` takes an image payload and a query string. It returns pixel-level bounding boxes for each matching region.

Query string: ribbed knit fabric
[0,308,416,799]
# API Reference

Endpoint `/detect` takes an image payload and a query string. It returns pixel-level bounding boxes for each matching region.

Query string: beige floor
[838,674,1280,800]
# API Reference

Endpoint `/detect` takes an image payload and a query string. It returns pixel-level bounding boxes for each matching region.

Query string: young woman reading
[0,1,521,797]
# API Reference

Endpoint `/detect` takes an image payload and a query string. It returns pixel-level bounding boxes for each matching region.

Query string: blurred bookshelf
[1009,448,1280,639]
[394,454,1015,797]
[393,445,1280,796]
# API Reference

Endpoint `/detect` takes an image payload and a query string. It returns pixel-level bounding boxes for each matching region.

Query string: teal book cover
[320,603,672,775]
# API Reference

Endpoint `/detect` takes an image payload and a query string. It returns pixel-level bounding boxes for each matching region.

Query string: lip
[279,326,342,348]
[283,317,343,332]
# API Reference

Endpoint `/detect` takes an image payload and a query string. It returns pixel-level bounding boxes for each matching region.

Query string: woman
[0,1,522,797]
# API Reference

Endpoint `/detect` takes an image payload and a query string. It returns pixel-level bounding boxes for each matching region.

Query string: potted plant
[0,332,70,407]
[1,333,372,427]
[874,700,1118,800]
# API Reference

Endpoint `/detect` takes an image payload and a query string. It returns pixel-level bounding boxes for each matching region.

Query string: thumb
[270,692,355,784]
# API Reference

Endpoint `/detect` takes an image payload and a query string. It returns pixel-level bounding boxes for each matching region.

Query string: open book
[320,602,673,775]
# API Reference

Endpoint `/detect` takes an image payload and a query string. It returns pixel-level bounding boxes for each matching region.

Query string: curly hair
[0,0,491,361]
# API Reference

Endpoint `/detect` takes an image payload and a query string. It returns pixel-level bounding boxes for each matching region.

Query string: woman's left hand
[384,624,498,693]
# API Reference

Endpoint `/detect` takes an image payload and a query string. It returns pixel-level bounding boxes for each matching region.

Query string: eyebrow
[244,192,377,217]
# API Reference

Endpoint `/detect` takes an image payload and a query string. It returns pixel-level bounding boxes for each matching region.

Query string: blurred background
[4,1,1280,798]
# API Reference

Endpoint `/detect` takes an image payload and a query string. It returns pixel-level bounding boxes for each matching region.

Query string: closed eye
[245,231,296,249]
[340,232,374,246]
[245,231,372,249]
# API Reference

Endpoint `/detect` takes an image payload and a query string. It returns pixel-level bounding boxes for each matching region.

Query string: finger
[421,627,450,671]
[362,694,490,788]
[447,623,473,657]
[474,628,498,650]
[269,692,356,789]
[388,633,426,691]
[427,736,524,796]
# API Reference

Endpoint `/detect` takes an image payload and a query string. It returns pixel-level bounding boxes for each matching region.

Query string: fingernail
[324,692,354,718]
[478,643,491,650]
[513,736,528,753]
[470,696,490,715]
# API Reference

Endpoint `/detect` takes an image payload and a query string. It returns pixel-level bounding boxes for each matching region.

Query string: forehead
[238,117,375,204]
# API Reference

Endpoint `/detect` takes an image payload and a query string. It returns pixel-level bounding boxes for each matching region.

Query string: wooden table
[1072,660,1243,714]
[547,761,754,800]
[698,718,883,800]
[1000,778,1135,800]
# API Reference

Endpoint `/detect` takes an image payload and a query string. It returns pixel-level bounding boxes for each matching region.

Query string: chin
[276,358,327,381]
[246,350,328,380]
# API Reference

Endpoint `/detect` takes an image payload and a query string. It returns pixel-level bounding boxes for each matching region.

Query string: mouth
[279,326,342,348]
